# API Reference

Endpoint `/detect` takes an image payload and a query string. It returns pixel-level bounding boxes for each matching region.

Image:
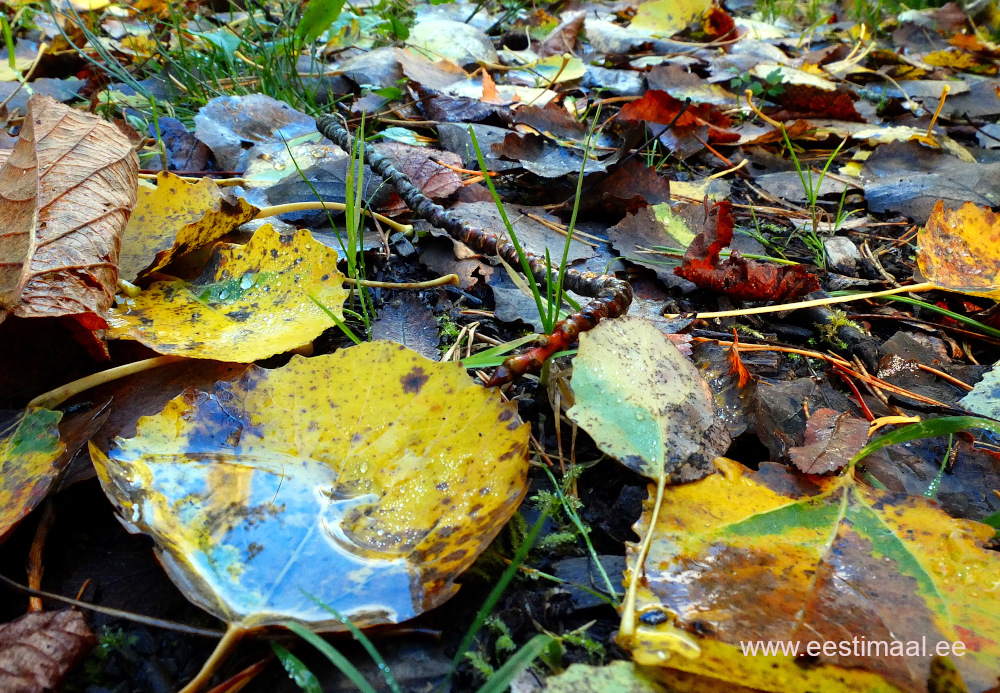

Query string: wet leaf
[788,408,870,475]
[0,610,95,693]
[107,225,348,362]
[90,343,529,629]
[0,95,138,343]
[544,661,669,693]
[567,316,730,481]
[918,201,1000,299]
[0,407,64,542]
[624,457,1000,693]
[674,201,820,301]
[119,172,259,282]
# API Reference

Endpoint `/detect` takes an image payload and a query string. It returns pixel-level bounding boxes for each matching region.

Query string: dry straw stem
[664,282,936,319]
[256,202,413,235]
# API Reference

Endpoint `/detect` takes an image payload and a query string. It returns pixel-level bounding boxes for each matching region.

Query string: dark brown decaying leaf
[0,95,138,338]
[788,408,871,474]
[588,159,671,215]
[0,610,96,693]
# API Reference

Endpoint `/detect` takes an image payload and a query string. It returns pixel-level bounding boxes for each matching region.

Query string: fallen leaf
[119,172,259,282]
[606,205,696,288]
[0,407,64,541]
[788,408,870,474]
[629,0,712,37]
[567,316,730,482]
[106,225,348,362]
[90,343,529,629]
[372,143,463,215]
[544,661,670,693]
[918,200,1000,299]
[0,610,95,693]
[395,48,468,91]
[624,457,1000,693]
[405,19,498,66]
[587,160,671,215]
[492,132,608,178]
[674,201,820,301]
[617,90,734,143]
[0,95,138,345]
[370,294,441,361]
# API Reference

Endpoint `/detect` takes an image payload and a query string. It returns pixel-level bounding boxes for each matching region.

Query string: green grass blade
[850,416,1000,467]
[282,621,378,693]
[271,642,323,693]
[468,128,549,332]
[473,634,556,693]
[308,294,361,344]
[302,594,403,693]
[438,510,550,692]
[461,334,539,368]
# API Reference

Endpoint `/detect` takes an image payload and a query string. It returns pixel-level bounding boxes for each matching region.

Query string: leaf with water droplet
[567,317,729,480]
[89,342,529,630]
[106,225,348,362]
[0,407,65,541]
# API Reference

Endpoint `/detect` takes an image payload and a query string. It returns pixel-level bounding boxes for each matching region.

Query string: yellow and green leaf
[624,457,1000,693]
[0,408,64,541]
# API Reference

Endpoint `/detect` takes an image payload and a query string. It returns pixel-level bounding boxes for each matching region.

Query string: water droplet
[219,290,230,300]
[274,163,286,170]
[240,275,255,289]
[634,412,645,421]
[615,397,623,404]
[359,462,369,473]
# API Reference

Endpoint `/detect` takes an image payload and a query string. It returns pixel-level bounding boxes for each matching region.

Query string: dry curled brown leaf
[0,610,96,693]
[0,95,138,350]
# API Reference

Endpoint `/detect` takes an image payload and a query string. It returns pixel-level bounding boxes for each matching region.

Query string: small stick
[917,363,973,391]
[256,202,412,235]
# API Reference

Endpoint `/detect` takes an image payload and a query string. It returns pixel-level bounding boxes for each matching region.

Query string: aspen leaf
[629,0,712,37]
[918,201,1000,299]
[119,172,259,282]
[567,316,730,480]
[0,407,64,542]
[106,225,348,362]
[624,457,1000,693]
[89,343,529,629]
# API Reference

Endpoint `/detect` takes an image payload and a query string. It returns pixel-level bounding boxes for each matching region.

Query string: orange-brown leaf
[918,200,1000,299]
[0,610,95,693]
[0,95,138,338]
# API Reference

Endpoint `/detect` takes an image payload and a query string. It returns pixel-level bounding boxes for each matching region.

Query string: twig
[256,202,412,235]
[28,356,187,409]
[344,274,458,289]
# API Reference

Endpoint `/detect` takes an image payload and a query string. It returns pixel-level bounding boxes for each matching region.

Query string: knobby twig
[315,115,633,386]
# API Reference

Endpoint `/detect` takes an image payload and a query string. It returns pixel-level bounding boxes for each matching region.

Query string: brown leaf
[537,13,585,57]
[588,159,671,215]
[0,95,138,341]
[372,143,463,216]
[789,408,870,474]
[396,48,467,91]
[0,610,96,693]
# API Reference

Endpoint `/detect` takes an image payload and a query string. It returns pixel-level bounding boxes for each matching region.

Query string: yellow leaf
[119,172,259,282]
[107,224,348,362]
[918,201,1000,299]
[0,408,64,542]
[624,457,1000,693]
[89,343,529,628]
[630,0,712,37]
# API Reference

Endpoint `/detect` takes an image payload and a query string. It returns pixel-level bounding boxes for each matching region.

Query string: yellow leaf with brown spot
[624,457,1000,693]
[107,224,347,362]
[629,0,712,37]
[89,343,529,629]
[119,172,259,282]
[918,201,1000,299]
[0,408,64,542]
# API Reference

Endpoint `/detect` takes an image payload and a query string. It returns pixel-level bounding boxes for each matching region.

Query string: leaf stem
[344,274,458,289]
[28,355,187,410]
[178,624,249,693]
[664,281,936,319]
[255,202,413,235]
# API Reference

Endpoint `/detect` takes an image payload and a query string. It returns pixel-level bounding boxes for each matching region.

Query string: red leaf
[617,90,735,142]
[726,332,752,389]
[674,201,820,301]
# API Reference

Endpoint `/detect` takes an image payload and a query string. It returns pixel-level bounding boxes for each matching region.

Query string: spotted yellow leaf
[119,171,259,282]
[89,343,529,629]
[107,224,347,362]
[919,201,1000,300]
